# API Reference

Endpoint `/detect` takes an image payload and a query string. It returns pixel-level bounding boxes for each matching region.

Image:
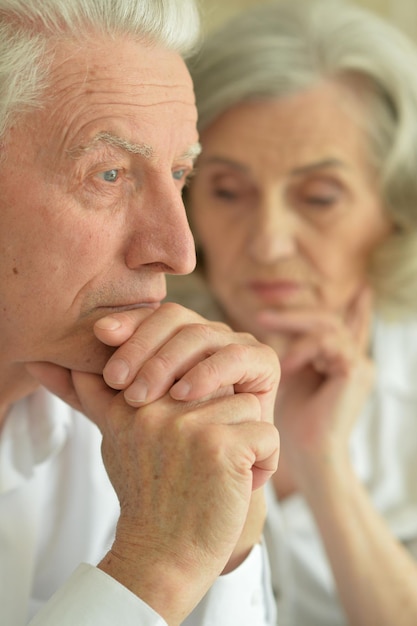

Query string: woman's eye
[97,169,120,183]
[298,180,342,209]
[214,187,239,200]
[304,194,338,206]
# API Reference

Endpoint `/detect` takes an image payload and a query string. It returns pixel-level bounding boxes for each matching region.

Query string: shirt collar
[0,387,72,494]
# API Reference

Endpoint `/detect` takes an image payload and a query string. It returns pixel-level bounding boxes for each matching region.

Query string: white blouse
[264,316,417,625]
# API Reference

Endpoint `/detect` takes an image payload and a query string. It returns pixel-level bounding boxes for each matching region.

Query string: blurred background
[166,0,417,310]
[167,0,417,310]
[198,0,417,41]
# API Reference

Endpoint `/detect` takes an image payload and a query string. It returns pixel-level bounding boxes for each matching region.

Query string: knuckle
[223,341,250,360]
[121,330,152,357]
[187,321,213,339]
[195,425,230,465]
[236,330,258,345]
[140,351,177,381]
[182,321,229,348]
[213,320,233,334]
[196,355,223,383]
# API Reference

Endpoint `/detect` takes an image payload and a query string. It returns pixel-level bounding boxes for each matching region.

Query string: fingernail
[96,316,122,331]
[170,379,191,399]
[125,379,148,404]
[104,358,130,385]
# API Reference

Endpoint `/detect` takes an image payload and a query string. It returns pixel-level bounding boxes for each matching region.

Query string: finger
[180,401,279,489]
[345,285,374,353]
[280,335,324,373]
[166,391,263,427]
[101,302,225,388]
[121,339,278,424]
[169,343,279,421]
[236,421,280,490]
[71,370,122,431]
[281,332,354,376]
[121,320,236,404]
[94,306,157,347]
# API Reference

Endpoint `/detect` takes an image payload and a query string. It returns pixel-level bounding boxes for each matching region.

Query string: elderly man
[0,1,280,625]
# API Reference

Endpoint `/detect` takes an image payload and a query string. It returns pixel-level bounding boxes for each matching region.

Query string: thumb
[25,362,83,412]
[71,370,120,431]
[26,362,118,432]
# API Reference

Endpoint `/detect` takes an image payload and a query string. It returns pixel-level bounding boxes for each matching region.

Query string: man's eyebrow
[180,142,202,162]
[68,132,201,162]
[290,158,346,177]
[68,131,153,158]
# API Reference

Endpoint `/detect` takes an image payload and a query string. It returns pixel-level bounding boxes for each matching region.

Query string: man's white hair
[0,0,200,140]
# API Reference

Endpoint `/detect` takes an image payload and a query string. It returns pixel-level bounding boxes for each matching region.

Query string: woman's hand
[258,287,374,490]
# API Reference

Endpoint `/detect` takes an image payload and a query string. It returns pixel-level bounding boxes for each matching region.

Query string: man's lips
[97,300,162,314]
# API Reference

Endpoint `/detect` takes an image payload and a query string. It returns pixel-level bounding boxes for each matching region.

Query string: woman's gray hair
[0,0,200,142]
[189,0,417,318]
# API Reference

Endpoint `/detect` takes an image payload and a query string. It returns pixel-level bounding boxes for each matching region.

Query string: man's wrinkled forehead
[47,33,196,104]
[35,34,199,157]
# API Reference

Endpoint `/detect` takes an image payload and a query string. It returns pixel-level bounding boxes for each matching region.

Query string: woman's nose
[248,195,297,263]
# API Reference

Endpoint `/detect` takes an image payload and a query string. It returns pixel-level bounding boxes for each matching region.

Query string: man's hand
[52,362,278,624]
[95,302,279,422]
[26,303,280,624]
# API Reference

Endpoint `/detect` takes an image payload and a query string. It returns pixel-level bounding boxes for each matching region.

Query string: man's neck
[0,363,40,431]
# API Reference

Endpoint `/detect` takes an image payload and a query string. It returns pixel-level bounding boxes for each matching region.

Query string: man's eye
[97,169,120,182]
[172,168,186,181]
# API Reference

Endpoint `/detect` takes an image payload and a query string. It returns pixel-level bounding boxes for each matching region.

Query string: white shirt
[0,388,276,625]
[264,316,417,625]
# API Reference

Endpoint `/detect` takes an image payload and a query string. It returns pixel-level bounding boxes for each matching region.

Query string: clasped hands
[27,302,280,623]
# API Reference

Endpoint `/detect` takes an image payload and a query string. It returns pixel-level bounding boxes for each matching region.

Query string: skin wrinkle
[54,93,197,161]
[51,69,194,100]
[47,46,197,157]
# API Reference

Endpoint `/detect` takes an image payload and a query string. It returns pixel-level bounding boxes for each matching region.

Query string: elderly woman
[169,0,417,624]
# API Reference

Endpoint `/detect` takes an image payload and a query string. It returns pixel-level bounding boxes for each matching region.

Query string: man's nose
[125,179,196,275]
[248,192,297,263]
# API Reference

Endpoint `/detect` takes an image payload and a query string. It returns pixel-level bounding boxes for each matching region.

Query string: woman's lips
[249,280,303,303]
